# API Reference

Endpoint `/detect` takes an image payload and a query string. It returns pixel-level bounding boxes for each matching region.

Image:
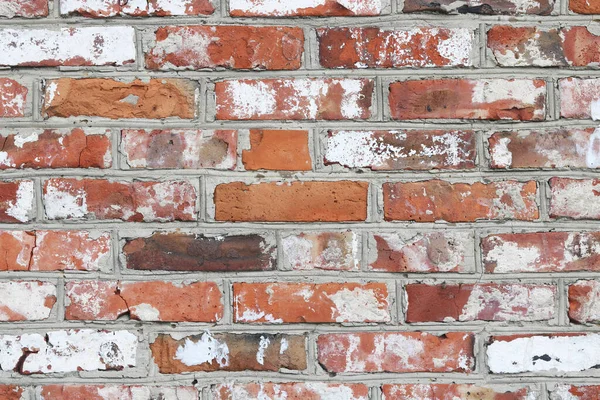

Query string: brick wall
[0,0,600,399]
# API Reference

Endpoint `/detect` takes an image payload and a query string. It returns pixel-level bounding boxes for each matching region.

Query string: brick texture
[1,0,597,394]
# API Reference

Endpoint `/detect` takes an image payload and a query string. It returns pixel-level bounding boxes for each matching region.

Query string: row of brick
[5,127,600,171]
[3,279,598,324]
[3,25,600,69]
[2,383,600,400]
[5,0,600,17]
[1,177,599,223]
[4,76,600,121]
[1,328,600,376]
[4,229,600,275]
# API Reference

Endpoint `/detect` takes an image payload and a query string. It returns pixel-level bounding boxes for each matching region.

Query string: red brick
[242,129,311,171]
[0,386,24,400]
[551,385,600,399]
[234,282,389,323]
[318,27,474,68]
[369,232,475,273]
[403,0,553,14]
[389,79,546,120]
[123,232,276,272]
[488,128,600,169]
[0,329,138,374]
[0,230,111,271]
[151,332,306,373]
[215,78,373,120]
[383,180,538,222]
[281,231,360,271]
[214,181,368,222]
[0,180,34,223]
[569,280,600,324]
[560,78,600,119]
[317,332,474,373]
[146,26,303,70]
[42,78,197,120]
[405,283,556,322]
[482,231,600,273]
[0,78,27,118]
[65,280,223,322]
[488,26,600,67]
[0,281,56,321]
[43,178,197,222]
[0,0,48,17]
[229,0,385,16]
[0,27,135,67]
[549,177,600,219]
[487,333,600,374]
[214,383,369,400]
[60,0,215,17]
[39,385,199,400]
[570,0,600,13]
[382,384,536,400]
[324,130,476,170]
[0,129,111,169]
[121,129,237,170]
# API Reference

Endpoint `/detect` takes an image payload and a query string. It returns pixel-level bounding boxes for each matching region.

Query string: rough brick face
[215,78,373,120]
[383,180,538,222]
[234,282,390,323]
[405,283,556,322]
[43,78,197,119]
[242,129,312,171]
[570,0,600,13]
[151,332,306,373]
[482,231,600,273]
[0,78,27,118]
[65,280,223,322]
[0,27,136,67]
[229,0,386,16]
[214,181,368,222]
[382,384,536,399]
[146,26,304,70]
[389,79,546,120]
[0,386,24,400]
[549,177,600,219]
[214,383,369,400]
[551,385,600,399]
[403,0,554,14]
[0,129,111,169]
[60,0,215,17]
[39,385,199,400]
[281,231,360,271]
[568,280,600,324]
[0,180,34,223]
[43,178,197,222]
[318,27,474,68]
[560,78,600,119]
[324,130,476,170]
[317,332,474,373]
[0,0,48,18]
[121,129,236,170]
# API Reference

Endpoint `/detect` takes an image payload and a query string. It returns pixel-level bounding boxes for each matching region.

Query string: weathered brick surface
[234,282,390,323]
[383,180,538,222]
[389,79,546,120]
[151,332,306,373]
[2,0,599,392]
[43,78,197,119]
[318,27,474,68]
[146,26,304,70]
[0,129,111,169]
[214,181,368,222]
[215,78,373,120]
[317,332,474,373]
[60,0,215,17]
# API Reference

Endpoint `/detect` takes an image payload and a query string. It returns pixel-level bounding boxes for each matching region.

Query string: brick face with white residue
[0,0,598,397]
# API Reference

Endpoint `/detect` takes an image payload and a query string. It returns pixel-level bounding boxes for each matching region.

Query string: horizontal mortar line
[4,221,600,230]
[1,169,600,179]
[0,14,597,26]
[6,68,600,78]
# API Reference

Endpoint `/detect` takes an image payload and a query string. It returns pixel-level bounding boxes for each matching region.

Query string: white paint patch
[471,79,545,120]
[436,28,474,66]
[148,27,212,70]
[223,80,277,119]
[591,98,600,121]
[550,384,584,400]
[43,181,88,219]
[327,287,390,323]
[6,180,34,222]
[175,332,229,367]
[490,136,513,168]
[230,0,382,15]
[550,179,600,219]
[129,303,161,321]
[488,334,600,373]
[13,131,39,148]
[484,238,542,273]
[587,127,600,168]
[0,27,136,66]
[256,335,270,365]
[0,281,55,321]
[0,329,137,373]
[281,231,359,270]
